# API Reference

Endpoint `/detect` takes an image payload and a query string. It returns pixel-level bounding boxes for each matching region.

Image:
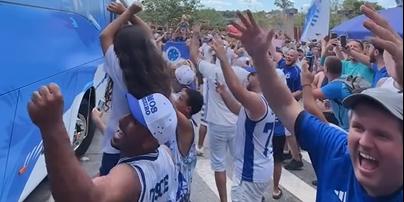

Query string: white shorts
[285,128,293,137]
[208,123,235,172]
[231,180,269,202]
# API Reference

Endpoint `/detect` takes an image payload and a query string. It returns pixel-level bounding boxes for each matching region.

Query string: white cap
[126,93,177,145]
[343,88,403,120]
[175,65,196,86]
[234,56,250,68]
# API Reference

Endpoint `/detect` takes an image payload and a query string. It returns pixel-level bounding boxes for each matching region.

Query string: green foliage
[195,9,227,28]
[294,0,384,29]
[327,0,383,28]
[341,0,383,19]
[252,12,272,28]
[140,0,201,26]
[294,12,305,27]
[274,0,294,10]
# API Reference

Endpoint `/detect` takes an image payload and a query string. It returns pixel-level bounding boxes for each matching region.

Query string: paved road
[26,120,318,202]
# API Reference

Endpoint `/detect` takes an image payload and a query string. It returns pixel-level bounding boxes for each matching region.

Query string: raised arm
[333,41,346,61]
[216,82,241,115]
[190,24,202,67]
[100,2,142,55]
[301,62,328,122]
[107,2,154,41]
[175,110,195,157]
[27,84,139,202]
[212,36,266,120]
[344,48,371,67]
[228,11,303,131]
[269,39,281,62]
[362,4,403,88]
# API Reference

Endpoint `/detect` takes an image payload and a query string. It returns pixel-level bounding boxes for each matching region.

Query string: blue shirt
[278,58,302,93]
[321,80,352,131]
[371,63,389,87]
[295,112,403,202]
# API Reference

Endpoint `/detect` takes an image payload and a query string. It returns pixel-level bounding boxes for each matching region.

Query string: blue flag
[301,0,330,42]
[164,42,190,63]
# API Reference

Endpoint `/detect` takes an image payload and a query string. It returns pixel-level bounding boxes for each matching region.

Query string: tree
[195,9,227,28]
[327,0,384,28]
[274,0,294,11]
[139,0,201,26]
[294,12,305,27]
[341,0,383,19]
[252,12,272,28]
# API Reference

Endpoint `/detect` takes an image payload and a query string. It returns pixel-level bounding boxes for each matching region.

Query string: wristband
[302,84,312,88]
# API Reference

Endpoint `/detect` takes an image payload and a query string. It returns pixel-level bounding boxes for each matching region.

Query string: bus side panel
[0,92,19,200]
[0,0,111,30]
[0,3,102,95]
[1,64,99,202]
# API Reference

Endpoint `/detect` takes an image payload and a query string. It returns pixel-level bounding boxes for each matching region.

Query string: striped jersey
[233,96,276,183]
[165,121,197,202]
[118,146,177,202]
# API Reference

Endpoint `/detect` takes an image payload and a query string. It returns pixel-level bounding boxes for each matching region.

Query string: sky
[200,0,398,11]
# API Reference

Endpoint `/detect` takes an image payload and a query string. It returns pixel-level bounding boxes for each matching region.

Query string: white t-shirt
[226,47,236,65]
[198,60,249,126]
[102,45,130,154]
[200,43,214,64]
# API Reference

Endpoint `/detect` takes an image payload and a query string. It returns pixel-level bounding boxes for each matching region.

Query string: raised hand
[361,4,403,86]
[215,82,226,95]
[229,10,274,57]
[28,83,64,130]
[192,24,201,34]
[211,35,227,62]
[301,61,315,86]
[128,0,143,14]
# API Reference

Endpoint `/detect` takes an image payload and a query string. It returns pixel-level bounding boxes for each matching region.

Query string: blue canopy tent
[332,6,403,39]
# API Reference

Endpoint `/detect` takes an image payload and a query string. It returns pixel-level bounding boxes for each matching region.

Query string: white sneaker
[196,146,204,156]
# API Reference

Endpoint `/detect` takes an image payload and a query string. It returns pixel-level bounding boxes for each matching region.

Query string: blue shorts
[99,153,120,176]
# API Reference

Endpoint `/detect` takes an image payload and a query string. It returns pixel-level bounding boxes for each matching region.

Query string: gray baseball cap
[343,88,403,120]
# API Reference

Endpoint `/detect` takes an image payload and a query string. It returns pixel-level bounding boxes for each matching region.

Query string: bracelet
[302,84,312,88]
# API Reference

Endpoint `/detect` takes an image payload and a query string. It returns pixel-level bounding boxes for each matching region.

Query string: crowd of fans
[27,1,402,202]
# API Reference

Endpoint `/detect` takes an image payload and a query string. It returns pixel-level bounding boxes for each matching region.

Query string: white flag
[301,0,331,42]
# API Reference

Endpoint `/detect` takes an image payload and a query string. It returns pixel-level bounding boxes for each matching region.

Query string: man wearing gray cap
[230,6,403,201]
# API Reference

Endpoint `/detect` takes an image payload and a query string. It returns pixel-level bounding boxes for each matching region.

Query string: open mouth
[358,151,379,172]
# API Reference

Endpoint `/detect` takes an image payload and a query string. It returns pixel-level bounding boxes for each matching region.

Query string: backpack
[336,75,372,94]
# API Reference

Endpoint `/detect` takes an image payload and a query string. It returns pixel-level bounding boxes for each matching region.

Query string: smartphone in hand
[305,52,315,72]
[330,32,338,39]
[340,35,347,49]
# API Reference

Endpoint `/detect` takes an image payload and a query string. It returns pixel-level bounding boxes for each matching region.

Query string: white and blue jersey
[175,122,197,202]
[295,111,403,201]
[118,146,177,202]
[165,121,197,202]
[233,96,276,183]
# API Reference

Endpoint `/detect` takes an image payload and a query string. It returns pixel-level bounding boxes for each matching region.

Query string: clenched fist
[107,2,127,15]
[28,83,64,129]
